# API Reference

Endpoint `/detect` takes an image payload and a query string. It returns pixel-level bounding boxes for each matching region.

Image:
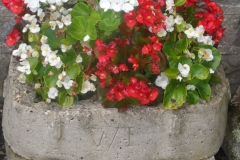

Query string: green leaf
[90,10,101,24]
[25,73,34,82]
[35,63,48,78]
[28,57,39,70]
[61,33,77,46]
[71,2,91,17]
[164,68,179,79]
[126,98,140,105]
[43,28,63,50]
[191,64,209,80]
[58,90,67,106]
[99,18,121,32]
[65,63,81,79]
[187,90,199,104]
[66,49,77,63]
[40,20,50,32]
[209,74,220,84]
[175,37,188,54]
[196,82,211,100]
[62,96,74,108]
[163,82,187,109]
[44,66,60,87]
[67,16,97,40]
[76,72,85,93]
[163,40,177,57]
[175,0,186,6]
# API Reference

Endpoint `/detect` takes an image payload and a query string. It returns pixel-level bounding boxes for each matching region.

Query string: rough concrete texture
[2,57,230,160]
[222,86,240,160]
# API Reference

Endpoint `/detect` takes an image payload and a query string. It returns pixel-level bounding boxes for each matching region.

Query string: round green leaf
[196,82,211,100]
[44,66,60,87]
[65,63,81,79]
[187,90,199,104]
[191,64,209,80]
[164,68,179,79]
[175,0,187,6]
[67,16,97,41]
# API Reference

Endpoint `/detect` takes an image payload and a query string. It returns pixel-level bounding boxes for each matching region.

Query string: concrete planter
[3,57,230,160]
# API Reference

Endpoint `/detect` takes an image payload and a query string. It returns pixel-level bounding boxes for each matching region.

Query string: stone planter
[3,57,230,160]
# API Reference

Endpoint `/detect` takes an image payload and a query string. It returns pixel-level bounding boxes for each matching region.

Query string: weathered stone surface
[222,86,240,160]
[2,57,230,160]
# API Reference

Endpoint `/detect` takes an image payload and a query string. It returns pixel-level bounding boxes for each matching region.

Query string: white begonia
[56,21,64,29]
[59,7,69,15]
[186,85,196,90]
[62,76,73,89]
[201,49,214,61]
[90,74,97,81]
[90,83,96,92]
[56,0,68,6]
[37,8,46,21]
[174,15,183,25]
[29,23,41,33]
[164,15,175,32]
[35,83,41,89]
[122,0,138,13]
[46,98,51,103]
[62,14,72,26]
[157,28,167,37]
[50,4,57,11]
[184,27,195,38]
[183,49,195,59]
[17,60,31,75]
[76,55,83,63]
[83,35,90,42]
[51,11,61,20]
[81,80,92,94]
[166,0,175,11]
[12,43,27,56]
[55,60,63,69]
[194,25,205,42]
[22,24,30,33]
[41,35,48,44]
[178,63,190,77]
[209,68,214,74]
[99,0,111,11]
[41,44,52,57]
[61,44,72,52]
[48,0,56,4]
[22,14,36,22]
[24,0,40,12]
[47,54,61,67]
[56,80,63,87]
[203,36,214,46]
[49,21,57,30]
[155,72,169,90]
[18,73,26,83]
[176,75,182,82]
[48,87,58,99]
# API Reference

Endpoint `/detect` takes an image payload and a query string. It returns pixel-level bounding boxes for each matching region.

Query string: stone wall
[0,0,239,97]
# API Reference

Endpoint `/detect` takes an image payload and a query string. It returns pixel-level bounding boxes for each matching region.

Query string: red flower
[142,44,152,55]
[6,29,20,46]
[149,88,159,101]
[118,64,129,72]
[11,1,24,14]
[128,55,139,71]
[95,70,107,80]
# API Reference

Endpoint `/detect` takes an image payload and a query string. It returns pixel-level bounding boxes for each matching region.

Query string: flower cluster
[4,0,225,109]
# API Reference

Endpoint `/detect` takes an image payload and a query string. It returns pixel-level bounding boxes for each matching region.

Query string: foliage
[4,0,225,109]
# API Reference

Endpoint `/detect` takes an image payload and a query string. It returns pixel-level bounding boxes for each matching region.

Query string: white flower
[202,49,214,61]
[46,98,51,103]
[155,72,169,89]
[166,0,174,11]
[40,35,48,44]
[62,14,72,26]
[184,27,195,38]
[17,60,31,75]
[55,60,62,69]
[37,9,45,21]
[176,75,182,82]
[164,15,175,32]
[209,68,214,74]
[18,73,26,83]
[62,76,73,89]
[81,80,92,94]
[194,25,205,42]
[99,0,111,11]
[90,74,97,81]
[32,51,39,58]
[41,44,52,57]
[83,35,90,42]
[49,21,57,30]
[76,55,82,63]
[24,0,40,12]
[203,36,214,46]
[47,54,61,67]
[56,80,63,87]
[34,83,41,89]
[48,87,58,99]
[174,15,183,25]
[157,28,167,37]
[178,63,190,77]
[90,83,96,91]
[22,14,36,22]
[56,21,64,29]
[186,85,196,90]
[29,23,40,33]
[61,44,72,52]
